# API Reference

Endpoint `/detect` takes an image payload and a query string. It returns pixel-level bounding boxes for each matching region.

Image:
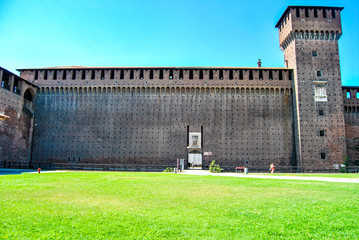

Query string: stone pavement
[180,170,359,183]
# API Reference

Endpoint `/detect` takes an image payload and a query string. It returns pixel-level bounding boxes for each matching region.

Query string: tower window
[62,70,66,80]
[91,70,95,79]
[278,70,283,80]
[209,69,213,79]
[44,70,48,80]
[269,70,273,80]
[239,70,243,80]
[249,70,253,80]
[169,69,173,79]
[199,69,203,79]
[189,69,193,79]
[312,50,318,57]
[331,9,336,18]
[356,92,359,99]
[120,69,124,79]
[81,70,86,79]
[346,92,351,99]
[219,69,223,80]
[296,8,300,18]
[319,130,326,137]
[101,70,105,79]
[318,109,324,116]
[110,69,115,79]
[305,8,309,18]
[72,70,76,80]
[316,70,322,77]
[314,9,318,18]
[34,70,38,80]
[180,69,183,79]
[53,70,57,80]
[159,69,163,79]
[139,69,144,79]
[149,69,153,79]
[229,70,233,80]
[320,152,326,160]
[259,70,263,80]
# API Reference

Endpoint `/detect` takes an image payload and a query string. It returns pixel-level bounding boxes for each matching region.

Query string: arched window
[24,89,33,101]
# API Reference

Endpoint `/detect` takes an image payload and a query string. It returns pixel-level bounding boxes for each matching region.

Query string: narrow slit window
[289,71,293,80]
[332,9,336,18]
[320,152,326,160]
[356,92,359,99]
[72,70,76,80]
[169,69,173,79]
[296,8,300,17]
[62,70,66,80]
[314,9,318,18]
[259,70,263,80]
[269,70,273,80]
[312,50,318,57]
[82,70,86,79]
[249,70,253,80]
[279,70,283,80]
[140,69,144,79]
[44,71,48,80]
[53,71,57,80]
[346,92,351,99]
[130,69,134,79]
[219,69,223,80]
[316,70,322,77]
[179,69,183,79]
[229,70,233,79]
[209,69,213,79]
[189,69,193,79]
[149,69,153,79]
[91,70,95,79]
[239,69,243,80]
[34,70,38,80]
[199,69,203,79]
[110,69,115,79]
[319,109,324,116]
[101,70,105,79]
[305,8,309,18]
[159,69,163,79]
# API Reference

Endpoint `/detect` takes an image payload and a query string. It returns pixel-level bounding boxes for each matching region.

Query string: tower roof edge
[275,6,344,28]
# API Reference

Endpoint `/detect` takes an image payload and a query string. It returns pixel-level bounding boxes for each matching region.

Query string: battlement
[18,67,293,89]
[343,87,359,114]
[276,6,343,50]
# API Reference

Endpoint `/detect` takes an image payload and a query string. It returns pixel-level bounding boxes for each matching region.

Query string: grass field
[253,173,359,178]
[1,172,358,239]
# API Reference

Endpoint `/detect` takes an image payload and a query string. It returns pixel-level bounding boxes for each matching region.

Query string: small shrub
[209,160,222,173]
[163,167,174,172]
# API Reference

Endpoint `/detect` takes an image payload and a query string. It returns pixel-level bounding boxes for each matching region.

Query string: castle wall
[31,85,293,168]
[0,67,37,167]
[343,87,359,165]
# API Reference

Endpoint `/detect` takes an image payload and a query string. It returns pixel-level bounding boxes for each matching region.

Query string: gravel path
[180,170,359,183]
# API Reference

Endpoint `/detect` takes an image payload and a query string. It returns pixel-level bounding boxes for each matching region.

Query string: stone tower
[276,6,346,169]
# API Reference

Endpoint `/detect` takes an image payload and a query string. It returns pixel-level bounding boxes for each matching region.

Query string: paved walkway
[180,170,359,183]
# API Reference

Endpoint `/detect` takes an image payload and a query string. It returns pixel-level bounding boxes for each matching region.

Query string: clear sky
[0,0,358,86]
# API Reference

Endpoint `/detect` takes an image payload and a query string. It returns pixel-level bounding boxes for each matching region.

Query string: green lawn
[252,173,359,178]
[1,172,358,239]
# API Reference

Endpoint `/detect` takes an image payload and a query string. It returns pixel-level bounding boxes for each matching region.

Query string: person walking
[270,163,275,174]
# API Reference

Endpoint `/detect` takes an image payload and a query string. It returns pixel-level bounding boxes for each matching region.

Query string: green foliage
[163,167,173,172]
[1,172,359,239]
[209,160,223,173]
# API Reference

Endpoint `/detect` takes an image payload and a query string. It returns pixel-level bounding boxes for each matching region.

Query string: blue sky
[0,0,358,86]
